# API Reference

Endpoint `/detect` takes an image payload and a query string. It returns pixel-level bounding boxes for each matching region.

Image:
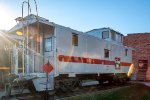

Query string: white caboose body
[8,14,133,91]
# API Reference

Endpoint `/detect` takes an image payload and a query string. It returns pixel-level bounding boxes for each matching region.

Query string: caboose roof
[8,14,83,35]
[8,14,55,33]
[85,27,124,36]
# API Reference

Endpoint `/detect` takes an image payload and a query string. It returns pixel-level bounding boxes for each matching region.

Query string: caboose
[7,14,133,92]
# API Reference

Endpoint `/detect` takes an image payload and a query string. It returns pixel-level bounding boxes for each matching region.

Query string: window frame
[102,31,109,39]
[125,49,128,56]
[104,49,110,58]
[44,37,52,52]
[120,35,123,43]
[111,30,116,41]
[72,33,78,46]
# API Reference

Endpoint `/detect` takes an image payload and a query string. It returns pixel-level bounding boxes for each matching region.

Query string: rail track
[1,82,133,100]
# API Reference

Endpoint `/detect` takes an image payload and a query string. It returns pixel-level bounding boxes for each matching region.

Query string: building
[123,33,150,81]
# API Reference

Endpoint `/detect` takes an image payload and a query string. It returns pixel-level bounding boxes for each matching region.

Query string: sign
[43,61,53,74]
[115,57,121,70]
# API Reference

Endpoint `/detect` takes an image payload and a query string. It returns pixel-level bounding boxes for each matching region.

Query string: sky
[0,0,150,35]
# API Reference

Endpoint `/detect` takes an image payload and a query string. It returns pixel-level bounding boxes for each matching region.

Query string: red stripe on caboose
[103,60,115,65]
[120,62,131,66]
[58,55,131,67]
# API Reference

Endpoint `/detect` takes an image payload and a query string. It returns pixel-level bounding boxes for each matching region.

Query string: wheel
[98,80,104,85]
[59,78,79,92]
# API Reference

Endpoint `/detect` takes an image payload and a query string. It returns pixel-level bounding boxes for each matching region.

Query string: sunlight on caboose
[0,67,9,70]
[0,31,12,44]
[127,64,135,77]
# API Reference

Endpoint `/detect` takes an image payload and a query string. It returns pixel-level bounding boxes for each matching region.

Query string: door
[44,37,54,67]
[137,60,148,80]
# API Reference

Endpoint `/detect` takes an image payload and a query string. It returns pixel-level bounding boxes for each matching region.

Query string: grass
[62,83,150,100]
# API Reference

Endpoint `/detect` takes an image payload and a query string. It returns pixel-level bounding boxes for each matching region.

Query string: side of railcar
[54,27,133,88]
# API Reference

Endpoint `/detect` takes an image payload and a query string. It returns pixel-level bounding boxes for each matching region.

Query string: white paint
[8,14,133,91]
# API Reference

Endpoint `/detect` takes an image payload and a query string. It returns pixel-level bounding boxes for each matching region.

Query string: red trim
[103,60,115,65]
[58,55,131,67]
[120,62,131,66]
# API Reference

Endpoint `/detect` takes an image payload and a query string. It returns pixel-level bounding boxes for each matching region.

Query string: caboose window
[44,37,52,52]
[111,30,116,41]
[104,49,109,58]
[121,35,123,43]
[72,33,78,46]
[125,49,128,56]
[102,31,109,39]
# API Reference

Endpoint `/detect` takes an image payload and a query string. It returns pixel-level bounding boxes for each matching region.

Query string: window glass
[45,38,52,52]
[125,49,128,56]
[102,31,109,39]
[117,34,121,43]
[121,35,123,43]
[111,30,116,41]
[72,33,78,46]
[104,49,109,58]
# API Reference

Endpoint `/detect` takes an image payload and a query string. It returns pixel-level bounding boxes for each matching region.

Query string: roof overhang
[8,14,55,34]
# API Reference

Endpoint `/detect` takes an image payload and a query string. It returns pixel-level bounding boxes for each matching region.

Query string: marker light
[16,31,23,36]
